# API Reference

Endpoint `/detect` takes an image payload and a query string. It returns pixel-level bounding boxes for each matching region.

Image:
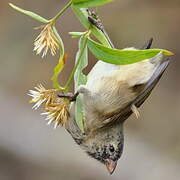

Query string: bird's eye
[109,145,115,152]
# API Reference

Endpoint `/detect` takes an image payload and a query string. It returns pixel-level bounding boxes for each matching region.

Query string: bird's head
[80,123,124,174]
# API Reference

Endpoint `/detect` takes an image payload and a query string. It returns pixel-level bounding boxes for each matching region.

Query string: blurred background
[0,0,180,179]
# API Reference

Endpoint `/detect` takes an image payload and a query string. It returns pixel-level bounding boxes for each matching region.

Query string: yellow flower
[42,98,70,128]
[28,84,58,109]
[34,24,59,58]
[28,84,70,128]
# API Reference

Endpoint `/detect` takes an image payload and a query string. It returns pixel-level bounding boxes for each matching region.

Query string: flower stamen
[34,24,60,58]
[28,84,70,128]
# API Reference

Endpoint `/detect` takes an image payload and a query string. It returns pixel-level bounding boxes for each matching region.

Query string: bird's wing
[100,58,170,127]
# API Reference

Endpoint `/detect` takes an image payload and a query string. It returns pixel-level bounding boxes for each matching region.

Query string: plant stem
[64,32,89,90]
[51,0,72,23]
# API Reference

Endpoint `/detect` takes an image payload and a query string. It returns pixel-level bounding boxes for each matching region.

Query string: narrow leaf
[9,3,49,23]
[69,32,86,38]
[72,0,113,8]
[87,38,174,65]
[75,96,85,133]
[51,27,65,90]
[74,36,88,89]
[74,36,88,133]
[51,55,66,90]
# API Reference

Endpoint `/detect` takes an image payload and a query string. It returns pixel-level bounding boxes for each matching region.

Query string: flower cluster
[28,84,70,128]
[34,24,60,58]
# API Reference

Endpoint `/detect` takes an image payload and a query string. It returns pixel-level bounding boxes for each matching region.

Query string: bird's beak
[105,159,117,175]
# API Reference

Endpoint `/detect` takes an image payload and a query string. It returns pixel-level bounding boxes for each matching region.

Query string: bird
[59,37,171,174]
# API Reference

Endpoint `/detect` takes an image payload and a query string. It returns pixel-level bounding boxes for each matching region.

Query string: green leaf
[74,36,88,133]
[72,0,113,8]
[51,56,65,90]
[87,38,174,65]
[74,36,88,89]
[51,27,65,90]
[72,7,111,47]
[9,3,49,23]
[69,31,86,38]
[75,96,85,133]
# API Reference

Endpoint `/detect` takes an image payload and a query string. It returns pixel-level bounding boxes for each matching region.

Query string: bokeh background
[0,0,180,179]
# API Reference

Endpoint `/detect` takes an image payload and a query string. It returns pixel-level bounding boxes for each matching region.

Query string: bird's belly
[84,76,137,116]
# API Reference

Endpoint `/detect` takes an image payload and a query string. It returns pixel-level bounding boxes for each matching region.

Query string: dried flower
[28,84,58,109]
[34,24,59,58]
[28,84,70,128]
[42,98,70,128]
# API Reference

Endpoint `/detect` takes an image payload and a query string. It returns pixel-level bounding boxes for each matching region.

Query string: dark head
[80,123,124,174]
